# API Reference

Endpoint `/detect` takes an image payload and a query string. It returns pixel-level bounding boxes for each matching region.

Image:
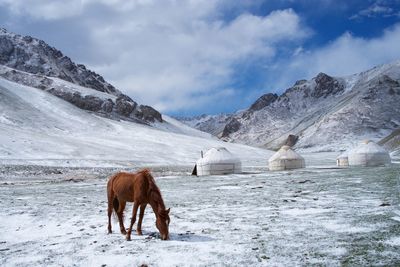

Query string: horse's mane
[139,169,167,217]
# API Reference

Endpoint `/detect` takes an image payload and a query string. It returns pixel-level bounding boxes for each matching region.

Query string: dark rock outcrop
[101,99,114,113]
[47,89,102,111]
[115,95,137,117]
[135,105,163,123]
[249,93,278,111]
[221,118,241,138]
[284,134,299,147]
[311,73,344,98]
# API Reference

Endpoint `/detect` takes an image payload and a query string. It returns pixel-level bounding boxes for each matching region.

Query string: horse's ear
[167,208,170,214]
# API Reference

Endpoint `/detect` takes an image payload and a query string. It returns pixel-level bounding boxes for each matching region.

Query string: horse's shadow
[142,230,214,242]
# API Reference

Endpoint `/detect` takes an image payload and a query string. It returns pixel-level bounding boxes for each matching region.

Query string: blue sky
[0,0,400,116]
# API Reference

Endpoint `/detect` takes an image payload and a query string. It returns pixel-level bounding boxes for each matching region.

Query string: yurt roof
[349,140,388,155]
[268,145,304,162]
[336,152,348,159]
[197,147,240,164]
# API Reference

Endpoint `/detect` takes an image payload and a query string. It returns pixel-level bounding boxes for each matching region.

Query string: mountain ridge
[178,61,400,152]
[0,28,162,124]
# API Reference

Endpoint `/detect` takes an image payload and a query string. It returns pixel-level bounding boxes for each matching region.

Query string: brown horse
[107,169,170,240]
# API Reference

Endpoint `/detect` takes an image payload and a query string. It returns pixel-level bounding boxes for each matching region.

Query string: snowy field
[1,156,400,266]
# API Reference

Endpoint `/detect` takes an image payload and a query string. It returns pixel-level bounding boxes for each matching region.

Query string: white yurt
[268,145,305,171]
[336,153,349,167]
[193,147,241,176]
[348,140,391,167]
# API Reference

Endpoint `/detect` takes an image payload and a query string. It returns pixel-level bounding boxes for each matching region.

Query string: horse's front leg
[107,201,113,234]
[126,202,139,241]
[137,203,147,235]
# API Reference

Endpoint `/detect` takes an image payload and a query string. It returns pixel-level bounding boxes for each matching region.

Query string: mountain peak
[0,28,163,124]
[312,72,344,98]
[0,28,119,95]
[315,72,330,79]
[293,79,307,86]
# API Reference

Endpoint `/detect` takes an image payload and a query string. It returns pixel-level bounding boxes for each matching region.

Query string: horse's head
[156,207,170,240]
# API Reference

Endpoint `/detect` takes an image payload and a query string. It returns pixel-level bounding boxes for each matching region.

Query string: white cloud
[271,23,400,91]
[0,0,84,20]
[349,0,399,20]
[0,0,159,20]
[83,5,309,112]
[0,0,309,113]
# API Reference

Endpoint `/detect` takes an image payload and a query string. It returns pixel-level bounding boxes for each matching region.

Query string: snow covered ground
[0,159,399,266]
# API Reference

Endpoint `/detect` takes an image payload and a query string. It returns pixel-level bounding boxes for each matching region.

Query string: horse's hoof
[108,230,112,234]
[126,236,131,241]
[121,230,127,235]
[137,231,143,236]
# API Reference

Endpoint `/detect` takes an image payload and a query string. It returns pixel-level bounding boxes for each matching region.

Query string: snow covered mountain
[176,114,232,136]
[0,28,161,124]
[179,61,400,152]
[0,76,271,166]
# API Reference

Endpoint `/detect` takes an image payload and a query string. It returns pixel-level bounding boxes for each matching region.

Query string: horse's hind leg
[117,200,127,235]
[107,187,114,234]
[126,202,139,241]
[137,203,147,235]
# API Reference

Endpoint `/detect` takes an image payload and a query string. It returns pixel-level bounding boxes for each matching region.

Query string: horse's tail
[109,188,121,221]
[112,197,119,215]
[107,172,120,219]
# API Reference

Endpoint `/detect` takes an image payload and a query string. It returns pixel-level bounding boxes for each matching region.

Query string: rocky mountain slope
[180,61,400,152]
[0,76,270,166]
[0,28,161,124]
